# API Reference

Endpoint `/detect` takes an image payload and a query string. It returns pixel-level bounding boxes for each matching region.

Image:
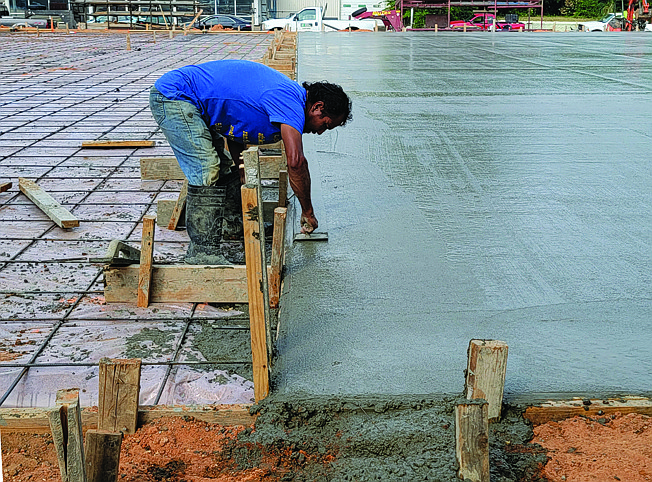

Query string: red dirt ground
[533,412,652,482]
[2,412,651,481]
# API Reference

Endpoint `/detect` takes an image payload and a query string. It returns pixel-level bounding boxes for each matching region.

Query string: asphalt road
[274,32,652,401]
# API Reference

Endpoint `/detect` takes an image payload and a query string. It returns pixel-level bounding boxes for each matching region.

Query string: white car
[578,13,623,31]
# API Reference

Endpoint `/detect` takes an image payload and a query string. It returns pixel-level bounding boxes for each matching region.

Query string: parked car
[194,14,251,31]
[578,13,625,31]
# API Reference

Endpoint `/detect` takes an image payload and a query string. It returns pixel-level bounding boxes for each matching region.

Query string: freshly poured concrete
[275,33,652,400]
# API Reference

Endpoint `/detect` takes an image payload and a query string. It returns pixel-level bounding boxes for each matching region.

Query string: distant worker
[149,59,352,264]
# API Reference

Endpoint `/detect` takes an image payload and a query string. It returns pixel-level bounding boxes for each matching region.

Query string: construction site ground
[1,29,652,481]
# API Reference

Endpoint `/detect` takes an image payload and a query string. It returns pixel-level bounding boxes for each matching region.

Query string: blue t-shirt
[154,60,306,145]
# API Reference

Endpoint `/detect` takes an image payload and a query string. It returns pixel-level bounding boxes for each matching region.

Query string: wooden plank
[269,207,287,308]
[140,156,282,180]
[243,147,272,352]
[1,404,255,433]
[455,401,489,482]
[48,388,86,482]
[98,358,141,434]
[524,397,652,426]
[82,140,155,148]
[18,177,79,228]
[167,179,188,230]
[140,157,185,180]
[278,169,288,207]
[85,430,122,482]
[465,339,508,421]
[242,184,270,402]
[104,264,255,303]
[0,181,11,193]
[137,215,156,308]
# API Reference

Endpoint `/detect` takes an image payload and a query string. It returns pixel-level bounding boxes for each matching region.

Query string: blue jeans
[149,86,232,186]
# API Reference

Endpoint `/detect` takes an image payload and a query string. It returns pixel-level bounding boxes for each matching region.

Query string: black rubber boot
[219,172,244,241]
[184,184,231,265]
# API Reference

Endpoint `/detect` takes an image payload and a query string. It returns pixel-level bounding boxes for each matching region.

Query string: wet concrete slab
[276,33,652,401]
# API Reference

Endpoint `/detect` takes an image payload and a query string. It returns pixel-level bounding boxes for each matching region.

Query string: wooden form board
[140,156,285,180]
[0,181,11,193]
[104,264,252,303]
[242,184,270,402]
[82,140,155,148]
[1,404,255,434]
[98,358,141,434]
[524,397,652,425]
[18,177,79,228]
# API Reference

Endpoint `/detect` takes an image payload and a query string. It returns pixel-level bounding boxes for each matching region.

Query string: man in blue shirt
[150,60,352,264]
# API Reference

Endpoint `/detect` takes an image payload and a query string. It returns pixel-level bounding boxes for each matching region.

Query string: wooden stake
[98,358,141,434]
[18,177,79,228]
[126,31,131,50]
[269,207,287,308]
[152,30,156,42]
[137,215,156,308]
[85,430,122,482]
[242,184,270,402]
[48,388,86,482]
[455,401,490,482]
[0,181,11,193]
[465,339,508,421]
[167,179,188,230]
[277,169,288,207]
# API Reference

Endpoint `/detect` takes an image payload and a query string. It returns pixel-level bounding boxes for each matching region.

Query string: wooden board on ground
[82,140,155,148]
[0,404,255,434]
[0,181,11,192]
[141,157,185,180]
[104,264,252,303]
[523,397,652,425]
[18,177,79,228]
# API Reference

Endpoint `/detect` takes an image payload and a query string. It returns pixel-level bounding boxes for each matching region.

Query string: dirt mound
[533,412,652,482]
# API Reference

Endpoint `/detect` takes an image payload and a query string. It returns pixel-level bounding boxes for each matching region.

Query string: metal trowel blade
[293,232,328,242]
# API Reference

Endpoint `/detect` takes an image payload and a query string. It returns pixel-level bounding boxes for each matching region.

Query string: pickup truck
[450,13,525,31]
[261,6,378,32]
[578,13,627,31]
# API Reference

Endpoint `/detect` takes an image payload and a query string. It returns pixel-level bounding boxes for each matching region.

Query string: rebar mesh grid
[0,30,273,408]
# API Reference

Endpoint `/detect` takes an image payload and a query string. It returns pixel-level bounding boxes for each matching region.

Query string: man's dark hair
[303,81,352,126]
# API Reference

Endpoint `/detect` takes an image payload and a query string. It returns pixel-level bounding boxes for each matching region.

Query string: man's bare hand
[300,212,318,234]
